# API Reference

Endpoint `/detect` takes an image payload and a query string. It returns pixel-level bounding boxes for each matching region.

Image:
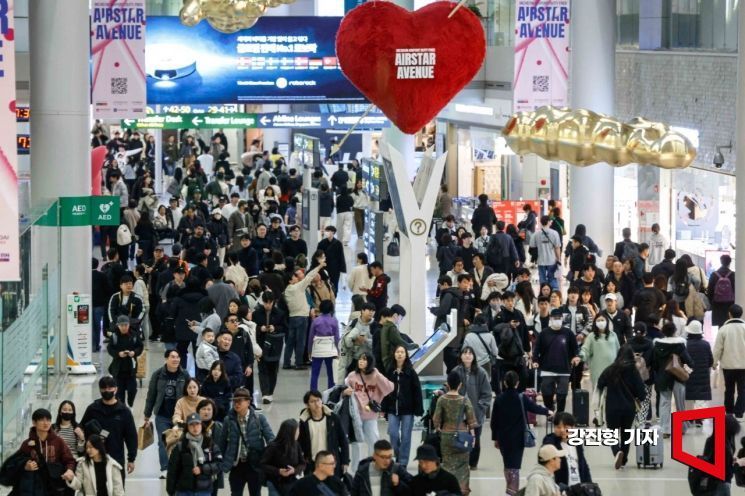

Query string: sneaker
[614,451,624,470]
[294,365,308,370]
[470,466,478,471]
[262,396,273,404]
[159,470,167,479]
[282,365,293,370]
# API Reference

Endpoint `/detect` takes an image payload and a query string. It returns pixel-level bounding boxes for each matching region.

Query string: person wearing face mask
[579,315,620,424]
[80,376,138,483]
[559,287,592,392]
[531,309,580,414]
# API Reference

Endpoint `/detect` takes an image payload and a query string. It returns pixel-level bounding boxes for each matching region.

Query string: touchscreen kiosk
[412,310,458,376]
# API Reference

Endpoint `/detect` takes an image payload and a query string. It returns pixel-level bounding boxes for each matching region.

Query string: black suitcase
[572,389,590,426]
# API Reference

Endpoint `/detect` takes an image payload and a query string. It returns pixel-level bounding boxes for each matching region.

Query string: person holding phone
[260,419,306,496]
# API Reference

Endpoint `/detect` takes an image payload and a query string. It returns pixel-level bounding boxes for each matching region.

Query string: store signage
[15,106,30,122]
[336,1,485,134]
[90,0,147,118]
[513,0,570,112]
[59,196,121,227]
[0,0,20,281]
[146,16,364,104]
[17,134,29,155]
[66,293,95,373]
[121,112,390,130]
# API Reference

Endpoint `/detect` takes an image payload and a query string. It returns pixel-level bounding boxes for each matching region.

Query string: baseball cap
[538,444,566,462]
[233,388,251,401]
[604,293,617,301]
[116,315,130,325]
[550,308,564,317]
[173,266,186,275]
[186,413,202,425]
[212,208,222,216]
[414,444,439,461]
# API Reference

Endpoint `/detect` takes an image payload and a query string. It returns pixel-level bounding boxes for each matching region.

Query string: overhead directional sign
[121,112,389,130]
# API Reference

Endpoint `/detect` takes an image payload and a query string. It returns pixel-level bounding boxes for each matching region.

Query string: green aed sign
[59,196,120,226]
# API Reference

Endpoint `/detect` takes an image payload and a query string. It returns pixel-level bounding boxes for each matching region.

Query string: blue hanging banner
[345,0,366,13]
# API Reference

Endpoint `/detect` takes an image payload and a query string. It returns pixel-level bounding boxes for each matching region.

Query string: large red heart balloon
[336,1,486,135]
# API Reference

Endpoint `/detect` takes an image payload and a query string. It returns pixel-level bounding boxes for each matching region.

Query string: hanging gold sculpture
[180,0,296,34]
[502,106,697,169]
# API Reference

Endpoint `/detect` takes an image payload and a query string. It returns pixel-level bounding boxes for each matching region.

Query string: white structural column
[568,0,616,253]
[29,0,92,360]
[735,2,745,301]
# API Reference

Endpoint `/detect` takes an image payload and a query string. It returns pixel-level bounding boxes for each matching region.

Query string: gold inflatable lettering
[502,106,697,169]
[180,0,296,34]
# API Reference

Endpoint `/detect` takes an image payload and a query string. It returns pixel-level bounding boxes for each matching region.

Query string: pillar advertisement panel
[66,294,96,374]
[0,0,19,281]
[90,0,147,119]
[513,0,570,112]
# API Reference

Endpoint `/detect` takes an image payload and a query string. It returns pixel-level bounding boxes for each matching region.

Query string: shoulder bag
[518,393,537,448]
[358,372,382,413]
[450,397,475,453]
[474,332,497,366]
[665,353,690,383]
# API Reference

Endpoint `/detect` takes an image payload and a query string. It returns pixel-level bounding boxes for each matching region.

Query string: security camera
[713,152,725,168]
[714,142,732,169]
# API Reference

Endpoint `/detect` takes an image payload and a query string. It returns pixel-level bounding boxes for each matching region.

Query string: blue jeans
[387,414,414,466]
[310,357,335,391]
[539,264,559,290]
[155,415,173,471]
[92,306,105,352]
[284,316,308,367]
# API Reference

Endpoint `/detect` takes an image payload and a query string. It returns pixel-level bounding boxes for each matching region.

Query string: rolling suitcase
[572,389,590,426]
[636,424,663,469]
[524,369,540,425]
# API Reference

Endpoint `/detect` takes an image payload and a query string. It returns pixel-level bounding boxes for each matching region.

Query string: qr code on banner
[533,75,549,93]
[111,77,128,95]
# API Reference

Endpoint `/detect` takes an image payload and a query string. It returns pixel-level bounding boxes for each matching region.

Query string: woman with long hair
[491,370,551,496]
[506,224,526,267]
[662,299,688,336]
[53,401,86,460]
[668,258,694,311]
[580,287,599,319]
[351,178,369,237]
[597,345,647,469]
[538,283,552,299]
[450,346,492,471]
[67,434,125,496]
[343,352,394,471]
[514,281,537,321]
[382,345,424,467]
[260,419,306,496]
[173,378,206,427]
[200,361,232,421]
[652,323,693,439]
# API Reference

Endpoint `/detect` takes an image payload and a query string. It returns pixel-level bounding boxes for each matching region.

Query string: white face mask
[549,319,563,330]
[596,320,608,330]
[489,302,500,311]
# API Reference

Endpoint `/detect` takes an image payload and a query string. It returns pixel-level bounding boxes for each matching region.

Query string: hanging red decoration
[336,1,486,135]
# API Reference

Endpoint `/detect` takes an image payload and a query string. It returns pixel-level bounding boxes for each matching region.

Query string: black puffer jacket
[382,366,424,417]
[166,436,222,495]
[629,335,655,385]
[652,337,693,392]
[685,335,713,401]
[169,286,208,342]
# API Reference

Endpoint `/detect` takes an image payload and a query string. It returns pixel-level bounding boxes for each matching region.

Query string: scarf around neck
[185,432,205,467]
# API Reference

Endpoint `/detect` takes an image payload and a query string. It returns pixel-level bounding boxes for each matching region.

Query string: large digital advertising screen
[146,16,365,104]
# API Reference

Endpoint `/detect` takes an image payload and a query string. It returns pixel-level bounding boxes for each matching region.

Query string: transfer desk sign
[513,1,570,112]
[0,0,19,280]
[91,0,147,119]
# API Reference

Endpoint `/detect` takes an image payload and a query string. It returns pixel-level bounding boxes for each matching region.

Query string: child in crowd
[195,328,219,382]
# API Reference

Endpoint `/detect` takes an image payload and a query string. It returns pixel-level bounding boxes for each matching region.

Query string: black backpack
[565,483,603,496]
[486,235,505,270]
[372,327,383,367]
[496,323,523,364]
[621,240,639,262]
[673,276,690,298]
[688,454,722,496]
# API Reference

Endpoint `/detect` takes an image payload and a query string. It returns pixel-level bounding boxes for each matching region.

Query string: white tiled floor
[28,234,715,494]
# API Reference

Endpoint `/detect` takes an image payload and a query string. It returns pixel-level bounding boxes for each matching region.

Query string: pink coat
[345,369,394,421]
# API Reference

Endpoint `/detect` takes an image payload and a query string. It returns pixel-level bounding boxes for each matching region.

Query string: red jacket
[19,428,76,471]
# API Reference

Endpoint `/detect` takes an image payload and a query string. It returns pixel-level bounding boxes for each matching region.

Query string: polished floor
[12,232,718,495]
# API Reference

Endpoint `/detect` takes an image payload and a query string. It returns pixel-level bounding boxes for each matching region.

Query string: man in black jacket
[541,412,592,487]
[600,294,632,345]
[107,273,145,338]
[430,275,465,373]
[532,309,580,413]
[351,440,412,496]
[298,390,350,477]
[253,291,288,403]
[650,248,676,282]
[80,376,137,482]
[470,193,497,235]
[409,444,461,496]
[224,315,254,392]
[317,226,347,293]
[289,451,349,496]
[605,260,636,314]
[92,258,111,352]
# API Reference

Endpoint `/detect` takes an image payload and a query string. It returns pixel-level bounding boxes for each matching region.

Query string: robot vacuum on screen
[146,44,198,81]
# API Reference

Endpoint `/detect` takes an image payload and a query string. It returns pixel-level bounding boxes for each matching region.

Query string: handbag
[136,352,148,379]
[312,335,338,358]
[358,372,382,412]
[138,423,154,450]
[474,332,497,366]
[450,397,475,453]
[665,353,690,382]
[518,393,537,448]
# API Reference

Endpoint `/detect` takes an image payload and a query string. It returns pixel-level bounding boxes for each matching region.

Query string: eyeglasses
[374,453,394,460]
[227,319,239,323]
